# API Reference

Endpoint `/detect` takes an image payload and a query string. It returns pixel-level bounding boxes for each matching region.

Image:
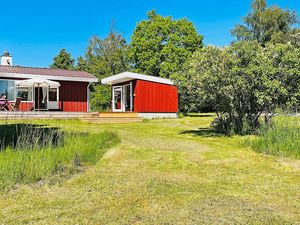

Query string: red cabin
[102,72,178,118]
[0,63,97,112]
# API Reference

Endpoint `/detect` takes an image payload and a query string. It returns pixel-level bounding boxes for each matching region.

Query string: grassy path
[0,115,299,224]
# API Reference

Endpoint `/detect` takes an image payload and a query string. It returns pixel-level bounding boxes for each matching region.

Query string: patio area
[0,111,98,120]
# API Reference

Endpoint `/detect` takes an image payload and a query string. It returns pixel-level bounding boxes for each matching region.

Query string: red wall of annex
[58,81,88,112]
[134,80,178,113]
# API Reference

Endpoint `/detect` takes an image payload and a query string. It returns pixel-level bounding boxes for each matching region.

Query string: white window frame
[112,86,123,112]
[15,86,34,102]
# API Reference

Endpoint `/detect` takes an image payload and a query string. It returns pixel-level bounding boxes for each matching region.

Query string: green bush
[0,124,119,191]
[246,116,300,158]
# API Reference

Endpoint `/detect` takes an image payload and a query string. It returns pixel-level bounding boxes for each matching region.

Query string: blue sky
[0,0,299,67]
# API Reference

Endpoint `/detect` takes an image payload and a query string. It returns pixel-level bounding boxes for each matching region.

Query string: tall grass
[0,123,119,191]
[246,116,300,159]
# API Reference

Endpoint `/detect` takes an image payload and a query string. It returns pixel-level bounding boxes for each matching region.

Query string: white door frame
[112,86,123,112]
[48,87,60,110]
[123,83,133,112]
[34,86,49,111]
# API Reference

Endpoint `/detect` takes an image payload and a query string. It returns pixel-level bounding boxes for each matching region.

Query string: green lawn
[0,115,300,224]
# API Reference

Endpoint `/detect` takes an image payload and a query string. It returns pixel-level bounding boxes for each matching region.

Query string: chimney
[1,51,13,66]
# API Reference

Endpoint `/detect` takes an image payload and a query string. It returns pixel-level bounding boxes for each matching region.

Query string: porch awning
[15,78,61,88]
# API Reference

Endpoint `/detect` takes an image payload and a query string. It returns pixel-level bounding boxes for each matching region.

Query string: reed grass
[246,116,300,159]
[0,123,119,191]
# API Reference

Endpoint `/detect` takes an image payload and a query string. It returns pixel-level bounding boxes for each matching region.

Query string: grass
[0,115,299,224]
[0,121,119,191]
[246,116,300,159]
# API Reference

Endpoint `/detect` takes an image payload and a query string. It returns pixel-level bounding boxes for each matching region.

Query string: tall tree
[231,0,298,45]
[183,41,297,134]
[129,10,203,78]
[77,29,129,111]
[50,49,75,70]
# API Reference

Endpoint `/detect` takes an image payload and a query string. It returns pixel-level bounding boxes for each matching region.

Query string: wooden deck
[0,111,98,120]
[0,111,143,123]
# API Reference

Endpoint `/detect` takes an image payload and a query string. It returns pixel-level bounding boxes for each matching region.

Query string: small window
[16,87,33,101]
[49,88,58,101]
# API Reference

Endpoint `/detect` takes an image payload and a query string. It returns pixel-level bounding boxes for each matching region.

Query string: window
[0,80,15,101]
[16,87,33,101]
[49,88,58,101]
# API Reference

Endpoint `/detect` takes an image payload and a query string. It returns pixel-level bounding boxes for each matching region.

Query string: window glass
[16,87,33,101]
[49,88,58,101]
[0,80,15,100]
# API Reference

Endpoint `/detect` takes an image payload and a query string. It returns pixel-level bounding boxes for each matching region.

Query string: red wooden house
[101,72,178,118]
[0,52,97,112]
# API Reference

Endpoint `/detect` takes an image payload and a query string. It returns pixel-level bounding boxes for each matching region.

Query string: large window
[16,87,33,101]
[0,80,15,101]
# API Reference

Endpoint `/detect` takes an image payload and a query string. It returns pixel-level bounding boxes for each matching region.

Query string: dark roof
[0,65,97,82]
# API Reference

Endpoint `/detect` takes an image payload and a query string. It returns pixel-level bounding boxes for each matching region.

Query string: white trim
[101,71,174,85]
[112,86,123,112]
[87,82,92,112]
[0,72,98,83]
[15,86,34,102]
[130,81,133,112]
[123,84,132,112]
[48,87,60,110]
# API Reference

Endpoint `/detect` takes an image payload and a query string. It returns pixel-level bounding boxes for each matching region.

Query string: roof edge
[101,72,174,85]
[0,72,98,83]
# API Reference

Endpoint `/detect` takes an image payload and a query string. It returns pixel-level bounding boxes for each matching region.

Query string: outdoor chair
[0,98,9,111]
[10,98,22,111]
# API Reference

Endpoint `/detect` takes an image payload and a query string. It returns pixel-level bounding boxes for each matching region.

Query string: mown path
[0,115,299,224]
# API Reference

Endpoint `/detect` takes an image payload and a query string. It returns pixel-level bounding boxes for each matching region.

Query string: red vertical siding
[59,81,88,112]
[19,102,34,111]
[134,80,178,113]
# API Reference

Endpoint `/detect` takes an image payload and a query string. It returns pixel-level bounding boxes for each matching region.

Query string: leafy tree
[231,0,298,45]
[77,29,129,111]
[289,28,300,47]
[266,43,300,111]
[184,41,294,135]
[50,49,75,70]
[129,10,203,78]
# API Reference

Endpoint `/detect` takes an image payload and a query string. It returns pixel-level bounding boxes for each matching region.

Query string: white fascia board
[0,73,98,83]
[101,72,174,85]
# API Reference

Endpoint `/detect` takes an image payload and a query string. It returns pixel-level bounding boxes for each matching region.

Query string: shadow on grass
[0,124,64,151]
[179,128,228,137]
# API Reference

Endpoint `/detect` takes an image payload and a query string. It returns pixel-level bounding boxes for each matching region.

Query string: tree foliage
[77,29,129,111]
[50,49,75,70]
[129,10,203,78]
[183,41,300,134]
[231,0,298,45]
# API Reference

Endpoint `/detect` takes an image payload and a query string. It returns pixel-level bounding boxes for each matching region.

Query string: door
[48,88,59,110]
[34,87,48,110]
[123,84,132,112]
[112,86,122,112]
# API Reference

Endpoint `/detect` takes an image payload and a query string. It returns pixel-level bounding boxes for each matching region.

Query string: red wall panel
[134,80,178,113]
[58,81,88,112]
[19,102,34,111]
